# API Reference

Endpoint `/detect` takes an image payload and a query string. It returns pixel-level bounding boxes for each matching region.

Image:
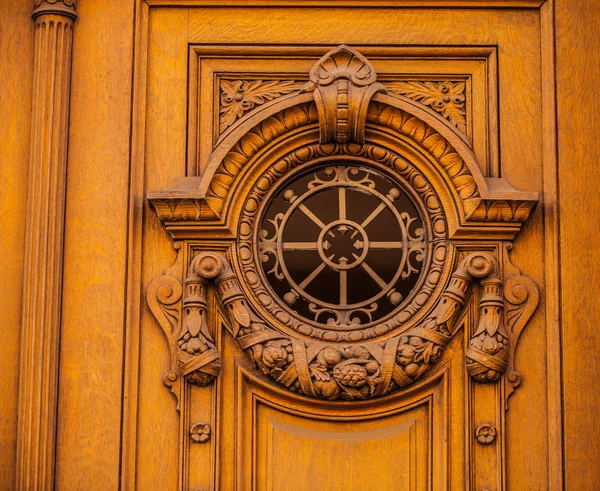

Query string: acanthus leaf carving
[386,81,466,132]
[219,79,305,133]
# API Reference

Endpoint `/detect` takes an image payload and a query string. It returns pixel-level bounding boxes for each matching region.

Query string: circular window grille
[257,164,427,328]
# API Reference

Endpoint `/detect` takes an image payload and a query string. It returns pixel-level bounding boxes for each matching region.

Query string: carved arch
[150,49,536,240]
[147,45,539,405]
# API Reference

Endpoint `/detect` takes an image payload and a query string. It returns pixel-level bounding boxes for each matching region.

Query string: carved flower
[190,422,211,444]
[475,423,497,445]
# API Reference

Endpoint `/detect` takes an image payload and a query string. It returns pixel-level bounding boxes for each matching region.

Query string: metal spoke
[352,202,386,237]
[282,242,319,250]
[339,187,347,220]
[298,203,327,229]
[340,270,347,306]
[299,262,327,290]
[370,241,403,249]
[360,260,387,289]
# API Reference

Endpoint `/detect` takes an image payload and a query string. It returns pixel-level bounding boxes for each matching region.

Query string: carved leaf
[386,81,467,133]
[219,79,304,133]
[309,363,331,382]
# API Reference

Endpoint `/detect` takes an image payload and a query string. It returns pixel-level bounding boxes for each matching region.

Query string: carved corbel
[502,244,540,406]
[463,250,539,394]
[301,45,386,144]
[146,249,220,409]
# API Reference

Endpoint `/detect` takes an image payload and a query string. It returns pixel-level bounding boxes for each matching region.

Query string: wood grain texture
[54,0,134,487]
[3,0,596,488]
[556,0,600,487]
[0,0,34,488]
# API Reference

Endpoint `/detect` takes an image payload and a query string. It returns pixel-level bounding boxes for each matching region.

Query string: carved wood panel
[145,43,541,490]
[11,0,599,489]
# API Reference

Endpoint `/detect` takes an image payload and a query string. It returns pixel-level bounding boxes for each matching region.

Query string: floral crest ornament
[385,81,466,132]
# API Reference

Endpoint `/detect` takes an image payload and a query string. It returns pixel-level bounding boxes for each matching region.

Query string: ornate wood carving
[146,46,541,487]
[300,45,386,144]
[189,423,211,443]
[217,75,468,137]
[33,0,77,19]
[149,248,532,402]
[475,423,497,445]
[146,247,220,409]
[17,2,76,489]
[238,155,448,342]
[386,81,466,132]
[150,95,537,242]
[502,243,540,406]
[220,79,304,133]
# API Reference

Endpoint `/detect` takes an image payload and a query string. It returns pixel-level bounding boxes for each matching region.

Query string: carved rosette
[147,45,540,406]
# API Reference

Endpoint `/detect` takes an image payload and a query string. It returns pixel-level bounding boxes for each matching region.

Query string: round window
[258,164,426,327]
[237,144,448,343]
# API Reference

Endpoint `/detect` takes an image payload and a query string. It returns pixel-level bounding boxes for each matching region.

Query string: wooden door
[140,10,544,490]
[10,1,600,490]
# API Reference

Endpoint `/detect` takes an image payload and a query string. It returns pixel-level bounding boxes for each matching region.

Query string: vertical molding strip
[541,1,564,489]
[16,1,77,489]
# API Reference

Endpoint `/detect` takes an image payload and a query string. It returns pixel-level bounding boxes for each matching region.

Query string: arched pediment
[149,45,537,240]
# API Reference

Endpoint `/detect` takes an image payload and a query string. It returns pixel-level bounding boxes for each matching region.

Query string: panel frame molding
[117,2,565,490]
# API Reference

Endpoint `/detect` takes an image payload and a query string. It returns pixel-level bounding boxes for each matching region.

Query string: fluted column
[16,1,76,489]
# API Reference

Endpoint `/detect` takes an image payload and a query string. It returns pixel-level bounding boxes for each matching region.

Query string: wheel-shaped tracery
[259,164,427,327]
[236,142,451,343]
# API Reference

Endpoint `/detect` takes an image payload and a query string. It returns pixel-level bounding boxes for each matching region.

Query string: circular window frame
[236,141,451,343]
